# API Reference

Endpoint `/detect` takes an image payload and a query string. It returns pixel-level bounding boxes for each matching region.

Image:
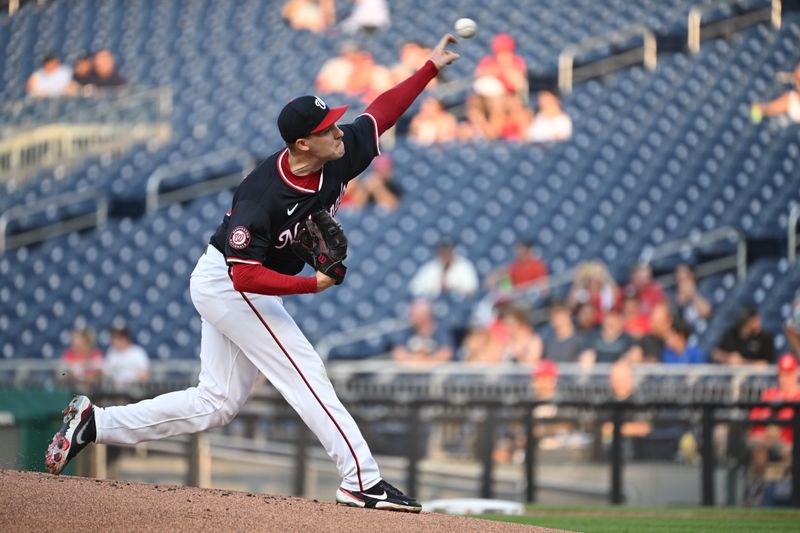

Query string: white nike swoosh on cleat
[287,203,299,215]
[366,491,388,500]
[74,421,89,446]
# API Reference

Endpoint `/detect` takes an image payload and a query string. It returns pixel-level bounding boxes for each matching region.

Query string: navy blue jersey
[210,114,379,274]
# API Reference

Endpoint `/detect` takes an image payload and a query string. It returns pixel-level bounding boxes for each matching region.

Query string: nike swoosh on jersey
[287,203,299,215]
[366,491,388,500]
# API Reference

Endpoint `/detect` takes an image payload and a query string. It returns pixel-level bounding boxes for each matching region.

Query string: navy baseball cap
[278,95,348,144]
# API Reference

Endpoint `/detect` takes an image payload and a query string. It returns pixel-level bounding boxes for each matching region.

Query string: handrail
[0,87,173,131]
[640,225,747,280]
[316,317,408,361]
[688,0,781,54]
[789,202,799,265]
[0,188,108,254]
[145,148,254,213]
[558,24,656,94]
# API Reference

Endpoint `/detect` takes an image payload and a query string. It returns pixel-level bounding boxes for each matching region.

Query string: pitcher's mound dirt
[0,470,572,532]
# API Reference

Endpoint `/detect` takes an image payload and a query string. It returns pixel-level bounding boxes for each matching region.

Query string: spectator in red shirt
[623,262,665,318]
[475,33,528,97]
[60,327,104,385]
[748,353,800,494]
[486,239,548,293]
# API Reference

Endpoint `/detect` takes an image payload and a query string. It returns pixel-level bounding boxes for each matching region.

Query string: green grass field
[478,506,800,532]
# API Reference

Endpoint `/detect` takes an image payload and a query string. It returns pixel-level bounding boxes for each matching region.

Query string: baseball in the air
[454,18,477,39]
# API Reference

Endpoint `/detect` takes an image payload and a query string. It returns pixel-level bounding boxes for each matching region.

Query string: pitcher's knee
[195,385,241,428]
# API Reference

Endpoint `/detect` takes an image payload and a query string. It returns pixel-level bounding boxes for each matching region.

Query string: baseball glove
[291,209,348,284]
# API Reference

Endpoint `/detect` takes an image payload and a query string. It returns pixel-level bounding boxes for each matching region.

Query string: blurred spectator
[341,154,402,211]
[532,359,559,402]
[485,239,548,292]
[316,43,390,102]
[750,64,800,123]
[409,239,478,298]
[785,291,800,356]
[661,321,705,364]
[621,295,650,338]
[499,307,543,364]
[543,300,586,363]
[26,53,74,98]
[104,324,150,386]
[623,262,665,319]
[90,48,126,88]
[391,299,453,364]
[713,304,775,365]
[748,354,800,502]
[475,33,528,97]
[61,328,103,385]
[567,260,620,326]
[72,51,94,87]
[526,91,573,143]
[340,0,390,34]
[602,360,652,449]
[390,40,433,85]
[609,359,637,401]
[673,263,712,328]
[460,299,512,363]
[408,97,458,144]
[637,302,674,362]
[581,307,642,365]
[282,0,335,33]
[316,41,361,94]
[575,302,600,338]
[465,92,531,141]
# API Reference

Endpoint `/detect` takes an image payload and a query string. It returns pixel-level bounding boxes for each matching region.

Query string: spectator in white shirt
[104,325,150,386]
[527,90,572,143]
[26,53,75,98]
[410,239,478,298]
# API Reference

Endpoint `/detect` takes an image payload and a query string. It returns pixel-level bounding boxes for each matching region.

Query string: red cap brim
[310,105,348,134]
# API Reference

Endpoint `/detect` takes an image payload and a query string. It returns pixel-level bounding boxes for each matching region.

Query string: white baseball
[454,18,477,39]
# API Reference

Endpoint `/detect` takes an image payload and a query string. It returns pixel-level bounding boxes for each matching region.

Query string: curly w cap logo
[229,226,251,250]
[314,97,327,110]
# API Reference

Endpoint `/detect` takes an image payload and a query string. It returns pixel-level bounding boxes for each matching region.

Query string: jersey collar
[277,148,324,194]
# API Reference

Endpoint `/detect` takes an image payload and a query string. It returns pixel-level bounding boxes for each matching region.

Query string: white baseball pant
[93,244,381,492]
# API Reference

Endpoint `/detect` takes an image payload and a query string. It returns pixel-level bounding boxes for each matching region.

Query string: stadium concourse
[1,0,800,509]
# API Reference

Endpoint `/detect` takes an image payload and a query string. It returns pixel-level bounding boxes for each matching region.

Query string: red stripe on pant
[238,292,365,491]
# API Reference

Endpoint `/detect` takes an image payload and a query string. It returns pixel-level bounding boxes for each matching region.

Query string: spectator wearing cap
[533,359,558,400]
[748,354,800,498]
[661,321,705,364]
[475,33,528,97]
[713,304,775,365]
[26,53,74,98]
[103,325,150,386]
[409,239,478,298]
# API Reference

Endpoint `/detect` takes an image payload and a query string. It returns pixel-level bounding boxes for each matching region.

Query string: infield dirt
[0,469,574,532]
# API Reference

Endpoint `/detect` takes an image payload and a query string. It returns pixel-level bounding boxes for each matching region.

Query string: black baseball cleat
[44,395,96,475]
[336,479,422,513]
